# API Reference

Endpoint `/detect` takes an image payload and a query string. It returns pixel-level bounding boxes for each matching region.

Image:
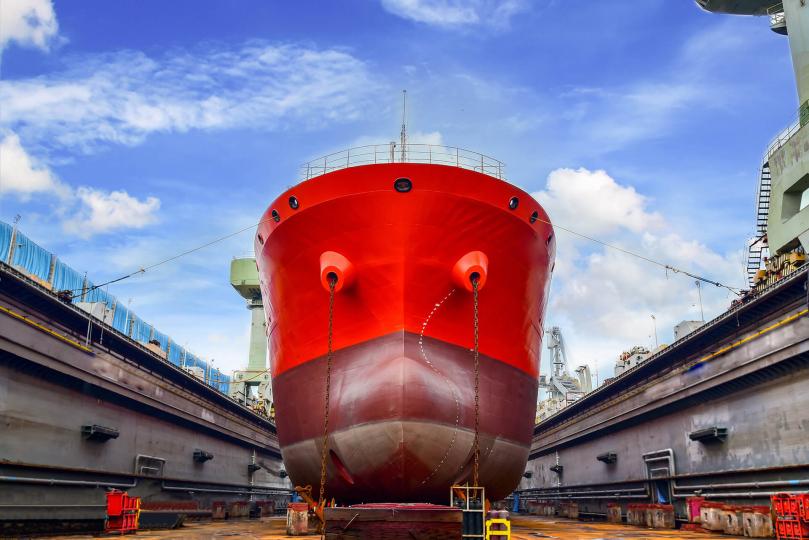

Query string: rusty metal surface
[274,331,537,503]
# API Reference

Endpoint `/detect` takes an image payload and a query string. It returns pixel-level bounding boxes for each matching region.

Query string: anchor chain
[318,277,337,508]
[472,277,481,488]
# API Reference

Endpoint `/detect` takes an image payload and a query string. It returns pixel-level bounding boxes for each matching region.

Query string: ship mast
[400,89,407,162]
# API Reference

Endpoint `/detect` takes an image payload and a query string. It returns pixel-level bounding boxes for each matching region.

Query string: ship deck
[46,515,747,539]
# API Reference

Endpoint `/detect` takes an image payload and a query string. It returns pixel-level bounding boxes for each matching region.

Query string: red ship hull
[256,163,554,503]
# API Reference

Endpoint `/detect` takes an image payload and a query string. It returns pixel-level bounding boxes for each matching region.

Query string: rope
[66,218,273,298]
[318,277,336,509]
[531,215,743,295]
[472,278,480,488]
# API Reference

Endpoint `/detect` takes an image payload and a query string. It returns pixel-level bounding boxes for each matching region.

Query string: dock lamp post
[651,314,659,349]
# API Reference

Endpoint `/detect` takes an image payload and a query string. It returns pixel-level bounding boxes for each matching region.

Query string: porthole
[394,177,412,193]
[257,233,265,245]
[271,209,280,223]
[288,196,300,210]
[508,197,519,210]
[530,211,539,224]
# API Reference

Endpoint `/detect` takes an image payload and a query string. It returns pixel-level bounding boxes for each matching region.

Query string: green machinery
[228,257,272,417]
[698,1,809,286]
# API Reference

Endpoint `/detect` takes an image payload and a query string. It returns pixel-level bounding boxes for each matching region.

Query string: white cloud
[0,0,58,52]
[0,132,69,199]
[0,42,381,153]
[536,168,665,236]
[63,187,161,237]
[0,131,160,236]
[380,0,527,29]
[409,130,444,145]
[533,167,745,380]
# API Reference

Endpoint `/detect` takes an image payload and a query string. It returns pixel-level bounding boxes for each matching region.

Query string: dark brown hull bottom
[273,332,538,503]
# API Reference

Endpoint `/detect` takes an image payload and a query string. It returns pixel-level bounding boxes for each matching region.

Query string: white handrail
[765,119,800,161]
[299,143,507,182]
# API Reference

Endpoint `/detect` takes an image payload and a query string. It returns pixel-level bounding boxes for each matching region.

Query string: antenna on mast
[400,89,407,162]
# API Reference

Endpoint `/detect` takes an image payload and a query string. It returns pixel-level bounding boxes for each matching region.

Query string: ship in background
[255,142,555,503]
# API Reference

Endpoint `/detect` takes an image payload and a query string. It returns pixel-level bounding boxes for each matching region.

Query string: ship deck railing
[299,143,507,182]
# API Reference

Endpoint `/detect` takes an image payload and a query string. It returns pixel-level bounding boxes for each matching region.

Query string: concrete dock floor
[48,515,748,539]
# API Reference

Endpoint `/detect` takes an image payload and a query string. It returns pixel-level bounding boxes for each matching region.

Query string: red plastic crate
[777,518,809,540]
[796,494,809,521]
[774,494,802,518]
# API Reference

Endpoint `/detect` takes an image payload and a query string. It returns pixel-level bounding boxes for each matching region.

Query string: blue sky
[0,0,798,379]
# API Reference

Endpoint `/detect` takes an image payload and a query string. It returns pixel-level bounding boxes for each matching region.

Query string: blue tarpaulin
[52,260,84,296]
[217,373,231,394]
[11,230,52,281]
[168,344,185,366]
[84,282,115,307]
[0,222,11,262]
[112,304,132,334]
[185,353,202,369]
[152,329,169,350]
[130,316,152,344]
[0,219,233,397]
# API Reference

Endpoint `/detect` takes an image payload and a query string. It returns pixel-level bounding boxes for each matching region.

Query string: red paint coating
[319,250,355,292]
[273,332,537,502]
[452,250,489,292]
[255,162,554,502]
[256,163,555,380]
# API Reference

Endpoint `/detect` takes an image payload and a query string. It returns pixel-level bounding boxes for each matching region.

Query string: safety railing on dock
[299,143,507,182]
[766,120,800,161]
[0,220,231,395]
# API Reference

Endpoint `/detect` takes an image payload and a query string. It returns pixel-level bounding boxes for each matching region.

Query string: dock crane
[537,327,593,421]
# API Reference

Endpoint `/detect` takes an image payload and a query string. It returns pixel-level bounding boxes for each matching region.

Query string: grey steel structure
[0,263,290,534]
[518,268,809,519]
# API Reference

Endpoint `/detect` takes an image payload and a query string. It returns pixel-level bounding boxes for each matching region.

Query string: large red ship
[255,144,555,503]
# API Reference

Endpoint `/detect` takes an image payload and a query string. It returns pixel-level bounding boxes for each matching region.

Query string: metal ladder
[746,161,771,285]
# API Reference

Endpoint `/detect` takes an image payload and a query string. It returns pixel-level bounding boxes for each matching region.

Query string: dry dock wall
[0,264,289,527]
[520,269,809,518]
